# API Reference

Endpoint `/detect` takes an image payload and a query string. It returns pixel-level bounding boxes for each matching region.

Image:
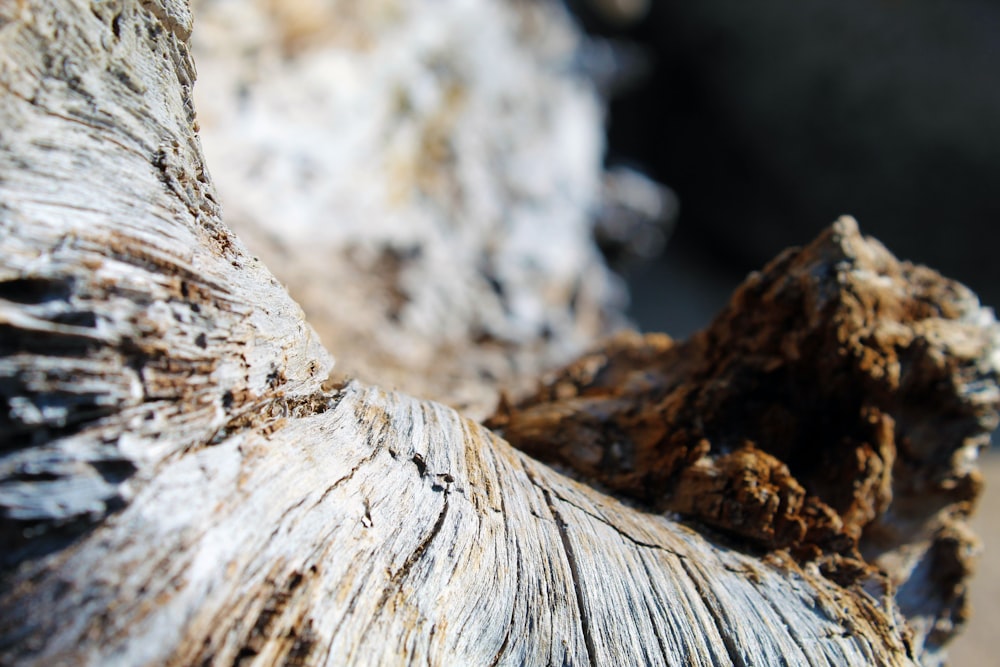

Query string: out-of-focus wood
[190,0,631,418]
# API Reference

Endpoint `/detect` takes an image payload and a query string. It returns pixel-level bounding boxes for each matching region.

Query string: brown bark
[490,217,998,654]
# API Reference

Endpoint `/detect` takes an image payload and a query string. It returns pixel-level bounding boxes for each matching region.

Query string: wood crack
[548,489,685,557]
[348,488,451,664]
[540,486,598,667]
[0,76,151,161]
[308,448,381,513]
[265,496,310,544]
[387,492,449,589]
[677,557,747,667]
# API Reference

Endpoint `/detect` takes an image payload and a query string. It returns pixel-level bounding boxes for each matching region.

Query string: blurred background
[567,0,1000,338]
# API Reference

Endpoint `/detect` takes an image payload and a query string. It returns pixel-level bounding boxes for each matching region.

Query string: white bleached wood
[3,383,914,665]
[189,0,630,417]
[0,0,331,563]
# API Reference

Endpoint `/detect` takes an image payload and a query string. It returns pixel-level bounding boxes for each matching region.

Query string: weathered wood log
[1,1,997,666]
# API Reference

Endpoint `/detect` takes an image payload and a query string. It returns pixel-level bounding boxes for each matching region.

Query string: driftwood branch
[1,1,997,666]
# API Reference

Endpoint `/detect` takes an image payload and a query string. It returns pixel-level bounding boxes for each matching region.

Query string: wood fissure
[540,487,599,667]
[677,557,749,667]
[548,489,680,554]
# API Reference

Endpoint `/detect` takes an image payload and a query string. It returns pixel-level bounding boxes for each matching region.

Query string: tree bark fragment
[489,217,1000,658]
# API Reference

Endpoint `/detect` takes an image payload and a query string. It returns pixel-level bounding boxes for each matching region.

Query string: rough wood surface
[489,217,1000,661]
[3,379,920,666]
[1,1,996,666]
[0,0,331,568]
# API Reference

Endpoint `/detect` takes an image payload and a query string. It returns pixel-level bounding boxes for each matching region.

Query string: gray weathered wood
[3,377,915,665]
[190,0,634,418]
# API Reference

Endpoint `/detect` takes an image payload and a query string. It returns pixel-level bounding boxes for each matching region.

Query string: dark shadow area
[569,0,1000,337]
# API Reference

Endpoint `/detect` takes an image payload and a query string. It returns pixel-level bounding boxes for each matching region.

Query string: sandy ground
[949,449,1000,666]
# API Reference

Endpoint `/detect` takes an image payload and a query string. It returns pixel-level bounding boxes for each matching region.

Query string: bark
[0,1,996,666]
[489,217,1000,658]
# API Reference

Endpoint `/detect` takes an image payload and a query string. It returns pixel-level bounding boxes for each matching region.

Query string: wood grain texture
[0,0,330,567]
[2,382,916,666]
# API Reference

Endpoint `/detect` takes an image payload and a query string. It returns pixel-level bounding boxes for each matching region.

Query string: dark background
[568,0,1000,337]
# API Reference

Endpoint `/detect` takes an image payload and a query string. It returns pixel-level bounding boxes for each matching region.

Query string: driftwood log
[1,1,998,666]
